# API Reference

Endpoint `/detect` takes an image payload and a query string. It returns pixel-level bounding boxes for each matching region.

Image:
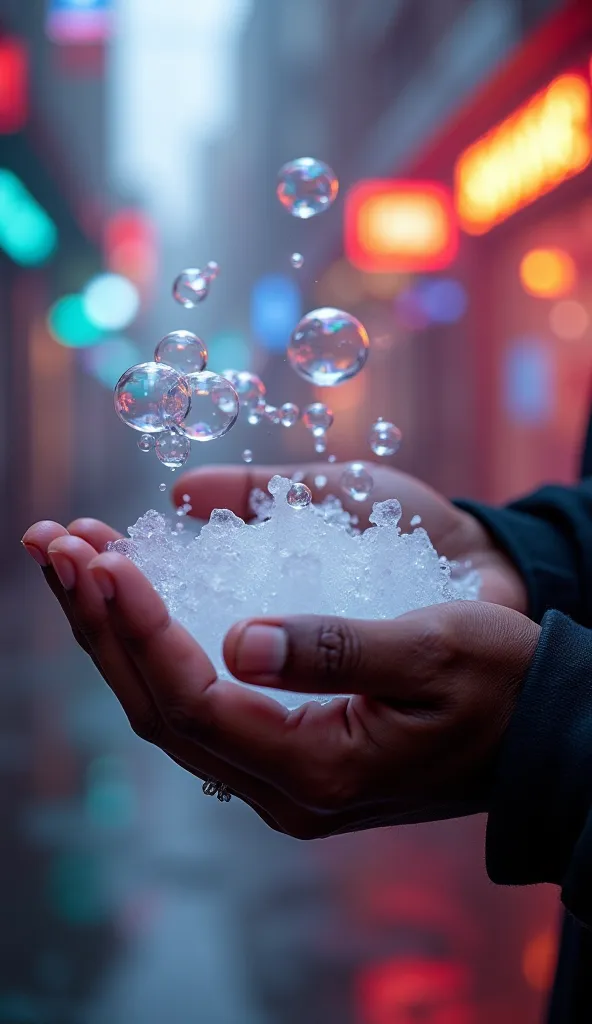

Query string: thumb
[223,609,458,696]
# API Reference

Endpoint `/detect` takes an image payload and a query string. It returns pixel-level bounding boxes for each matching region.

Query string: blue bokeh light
[251,273,301,351]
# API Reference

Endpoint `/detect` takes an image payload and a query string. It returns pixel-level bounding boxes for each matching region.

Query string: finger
[68,518,122,551]
[22,521,68,566]
[87,551,353,798]
[172,463,404,523]
[223,608,462,697]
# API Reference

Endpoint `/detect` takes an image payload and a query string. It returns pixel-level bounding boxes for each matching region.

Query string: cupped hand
[173,463,527,611]
[21,517,540,838]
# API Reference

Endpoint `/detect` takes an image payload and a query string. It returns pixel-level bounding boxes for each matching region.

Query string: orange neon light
[519,247,576,298]
[455,74,592,235]
[345,180,458,273]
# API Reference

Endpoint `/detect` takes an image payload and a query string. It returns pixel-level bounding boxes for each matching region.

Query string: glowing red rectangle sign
[0,38,28,134]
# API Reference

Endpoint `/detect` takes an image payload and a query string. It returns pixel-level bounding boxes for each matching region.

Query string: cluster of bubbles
[113,158,403,500]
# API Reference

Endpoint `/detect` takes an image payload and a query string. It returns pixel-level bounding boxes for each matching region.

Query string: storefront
[405,0,592,504]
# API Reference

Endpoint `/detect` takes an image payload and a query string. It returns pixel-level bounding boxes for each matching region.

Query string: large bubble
[154,330,207,374]
[114,362,190,433]
[287,308,370,386]
[180,371,239,442]
[276,158,338,219]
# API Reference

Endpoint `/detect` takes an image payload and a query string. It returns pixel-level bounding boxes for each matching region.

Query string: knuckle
[409,617,456,680]
[314,620,362,678]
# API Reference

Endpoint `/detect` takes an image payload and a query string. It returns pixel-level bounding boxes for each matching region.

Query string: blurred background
[2,0,592,1020]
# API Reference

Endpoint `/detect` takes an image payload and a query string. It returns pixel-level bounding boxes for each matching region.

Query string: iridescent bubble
[159,483,167,492]
[263,404,280,424]
[302,402,333,437]
[242,449,253,463]
[137,434,155,453]
[277,158,339,219]
[154,330,207,374]
[172,268,210,307]
[180,371,239,442]
[278,402,299,428]
[340,463,374,503]
[290,252,304,269]
[155,428,191,469]
[287,482,312,509]
[288,308,369,386]
[114,361,190,433]
[222,369,266,422]
[368,420,402,457]
[328,454,337,463]
[205,260,220,280]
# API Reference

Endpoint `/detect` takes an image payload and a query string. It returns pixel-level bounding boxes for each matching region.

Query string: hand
[21,520,540,838]
[172,463,527,611]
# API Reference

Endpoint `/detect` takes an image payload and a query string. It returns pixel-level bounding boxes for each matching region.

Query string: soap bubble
[242,449,253,463]
[137,434,155,453]
[288,307,369,386]
[264,404,280,424]
[314,474,327,488]
[205,260,220,280]
[328,454,337,463]
[154,330,207,374]
[172,268,210,307]
[114,361,190,433]
[369,420,402,457]
[340,463,374,502]
[277,158,338,219]
[287,482,312,509]
[290,252,304,269]
[159,483,166,492]
[180,371,239,442]
[222,369,266,422]
[278,402,299,427]
[315,438,327,454]
[155,428,191,469]
[369,498,402,528]
[302,402,333,437]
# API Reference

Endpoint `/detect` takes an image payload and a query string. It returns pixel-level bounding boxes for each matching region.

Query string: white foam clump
[107,475,480,709]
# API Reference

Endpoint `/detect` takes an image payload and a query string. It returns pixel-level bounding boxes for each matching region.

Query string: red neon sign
[455,73,592,235]
[345,180,458,273]
[0,38,28,134]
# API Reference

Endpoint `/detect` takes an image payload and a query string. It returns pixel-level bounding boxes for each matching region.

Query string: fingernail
[90,566,115,601]
[235,625,287,676]
[22,542,48,568]
[48,552,76,590]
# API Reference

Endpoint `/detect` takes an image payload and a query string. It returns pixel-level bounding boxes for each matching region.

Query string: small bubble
[410,514,422,527]
[328,454,337,463]
[154,330,207,374]
[263,404,280,424]
[314,474,327,488]
[290,252,304,269]
[159,483,167,492]
[172,268,210,307]
[288,308,369,387]
[155,428,191,469]
[182,493,191,502]
[291,470,305,483]
[369,420,402,457]
[314,438,327,454]
[287,482,312,509]
[137,434,155,453]
[242,449,253,463]
[340,463,374,503]
[277,158,339,219]
[114,362,190,433]
[205,260,220,280]
[278,402,299,428]
[303,402,333,437]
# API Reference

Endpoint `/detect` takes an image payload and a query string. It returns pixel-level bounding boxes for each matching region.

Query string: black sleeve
[455,479,592,626]
[486,610,592,929]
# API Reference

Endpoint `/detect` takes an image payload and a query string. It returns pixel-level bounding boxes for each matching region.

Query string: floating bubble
[180,371,239,442]
[328,454,337,463]
[182,493,191,502]
[278,402,299,428]
[172,268,210,307]
[369,420,402,457]
[155,428,191,469]
[242,449,253,463]
[410,514,422,527]
[302,402,333,437]
[222,369,266,422]
[315,438,327,454]
[159,483,167,492]
[290,252,304,269]
[205,260,220,280]
[114,361,190,433]
[287,482,312,509]
[154,330,207,374]
[137,434,155,453]
[314,474,327,488]
[277,158,339,220]
[340,463,374,502]
[288,307,369,386]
